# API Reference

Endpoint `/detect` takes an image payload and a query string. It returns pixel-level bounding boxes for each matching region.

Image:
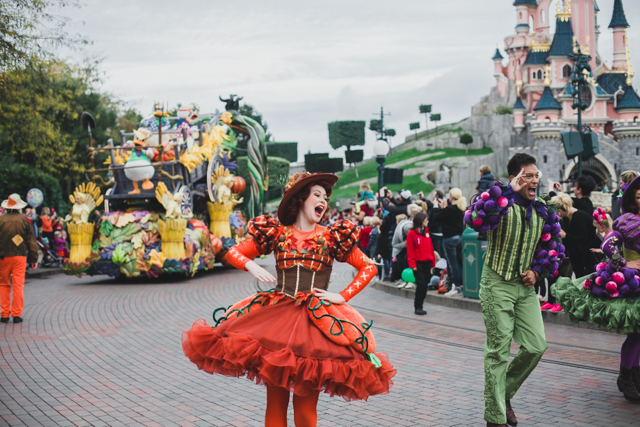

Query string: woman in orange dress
[182,172,396,427]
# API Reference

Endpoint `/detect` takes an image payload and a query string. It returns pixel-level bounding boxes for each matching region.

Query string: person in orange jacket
[182,172,396,427]
[406,212,436,315]
[0,194,38,324]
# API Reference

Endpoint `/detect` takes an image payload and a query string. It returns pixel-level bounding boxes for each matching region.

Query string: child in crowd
[52,231,69,259]
[359,217,373,257]
[406,212,435,315]
[355,182,376,213]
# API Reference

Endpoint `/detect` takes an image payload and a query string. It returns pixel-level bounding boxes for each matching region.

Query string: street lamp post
[373,139,390,209]
[568,46,592,178]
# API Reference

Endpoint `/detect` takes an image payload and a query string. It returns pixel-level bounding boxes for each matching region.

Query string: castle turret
[610,0,630,71]
[513,97,526,132]
[615,86,640,122]
[534,81,562,123]
[492,48,508,98]
[514,0,537,34]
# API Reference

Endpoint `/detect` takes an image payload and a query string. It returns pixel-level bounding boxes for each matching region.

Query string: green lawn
[336,147,493,188]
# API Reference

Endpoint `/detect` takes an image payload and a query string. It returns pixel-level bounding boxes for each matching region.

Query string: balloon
[26,188,43,208]
[401,268,416,283]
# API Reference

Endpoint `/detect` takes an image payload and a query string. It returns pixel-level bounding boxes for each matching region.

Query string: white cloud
[61,0,640,161]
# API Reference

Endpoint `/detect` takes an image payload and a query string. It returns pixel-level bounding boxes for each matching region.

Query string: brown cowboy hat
[277,172,338,226]
[621,174,640,214]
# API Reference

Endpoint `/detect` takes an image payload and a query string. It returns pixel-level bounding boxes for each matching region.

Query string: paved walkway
[1,257,639,426]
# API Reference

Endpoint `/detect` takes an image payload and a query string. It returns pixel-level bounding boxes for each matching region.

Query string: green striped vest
[485,203,546,281]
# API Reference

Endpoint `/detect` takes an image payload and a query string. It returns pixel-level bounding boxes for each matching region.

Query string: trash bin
[462,228,487,299]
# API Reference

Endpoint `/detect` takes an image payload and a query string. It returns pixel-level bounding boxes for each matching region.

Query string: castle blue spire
[492,48,504,60]
[609,0,630,29]
[513,97,526,110]
[616,86,640,110]
[549,16,575,57]
[534,87,562,111]
[513,0,537,5]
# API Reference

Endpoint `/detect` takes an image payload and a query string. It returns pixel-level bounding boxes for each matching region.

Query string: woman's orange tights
[265,385,319,427]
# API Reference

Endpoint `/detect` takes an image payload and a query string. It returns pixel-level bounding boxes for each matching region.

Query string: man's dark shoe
[505,400,517,426]
[0,317,9,323]
[632,366,640,392]
[414,309,427,315]
[617,366,640,402]
[486,423,507,427]
[13,317,22,324]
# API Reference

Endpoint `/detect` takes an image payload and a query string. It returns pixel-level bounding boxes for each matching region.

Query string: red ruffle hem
[182,298,395,401]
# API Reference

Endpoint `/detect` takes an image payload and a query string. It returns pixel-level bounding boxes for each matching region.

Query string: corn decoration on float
[66,183,103,264]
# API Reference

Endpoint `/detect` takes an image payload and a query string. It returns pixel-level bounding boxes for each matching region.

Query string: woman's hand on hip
[314,289,345,304]
[245,261,276,283]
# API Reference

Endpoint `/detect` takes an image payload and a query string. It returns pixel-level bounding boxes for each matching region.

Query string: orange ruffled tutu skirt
[182,297,395,401]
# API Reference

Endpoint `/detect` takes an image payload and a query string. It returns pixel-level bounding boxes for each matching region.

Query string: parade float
[64,95,270,278]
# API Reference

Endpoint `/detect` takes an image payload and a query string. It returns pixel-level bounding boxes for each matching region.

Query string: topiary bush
[266,142,298,163]
[266,156,290,201]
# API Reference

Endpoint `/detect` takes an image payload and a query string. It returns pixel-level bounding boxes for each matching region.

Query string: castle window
[541,10,546,24]
[543,155,548,163]
[544,117,551,124]
[616,92,624,106]
[636,148,639,156]
[634,116,638,123]
[563,65,571,79]
[537,70,543,80]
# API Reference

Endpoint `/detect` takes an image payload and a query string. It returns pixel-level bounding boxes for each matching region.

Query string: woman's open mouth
[314,205,325,217]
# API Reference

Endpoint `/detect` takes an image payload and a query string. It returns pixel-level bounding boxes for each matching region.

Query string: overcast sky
[61,0,640,161]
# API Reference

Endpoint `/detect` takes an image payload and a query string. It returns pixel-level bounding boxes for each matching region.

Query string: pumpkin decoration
[231,176,246,194]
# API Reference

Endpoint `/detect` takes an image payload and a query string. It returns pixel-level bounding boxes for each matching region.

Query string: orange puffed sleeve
[339,247,378,302]
[226,239,262,271]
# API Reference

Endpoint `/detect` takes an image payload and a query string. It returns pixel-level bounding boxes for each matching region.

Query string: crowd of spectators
[0,204,70,265]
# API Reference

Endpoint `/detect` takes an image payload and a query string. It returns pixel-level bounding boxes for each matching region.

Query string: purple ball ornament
[464,210,473,225]
[600,271,612,282]
[630,278,640,288]
[547,240,558,250]
[479,225,491,233]
[591,286,607,297]
[488,214,501,225]
[484,200,497,212]
[623,268,635,281]
[551,223,561,235]
[507,199,515,207]
[620,285,630,295]
[542,224,551,234]
[489,186,502,198]
[476,200,485,210]
[558,243,565,253]
[477,210,487,218]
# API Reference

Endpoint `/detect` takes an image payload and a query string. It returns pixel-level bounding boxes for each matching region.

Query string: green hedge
[316,157,344,173]
[305,153,329,173]
[345,149,363,164]
[0,160,68,214]
[265,156,289,201]
[328,121,365,150]
[266,142,298,163]
[235,156,251,214]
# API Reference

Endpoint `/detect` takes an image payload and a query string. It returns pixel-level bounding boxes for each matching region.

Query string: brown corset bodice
[275,265,332,297]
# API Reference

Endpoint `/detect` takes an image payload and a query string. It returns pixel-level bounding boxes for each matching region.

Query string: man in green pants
[466,153,561,426]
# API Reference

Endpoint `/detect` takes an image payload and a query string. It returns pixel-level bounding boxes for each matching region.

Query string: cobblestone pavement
[2,256,640,426]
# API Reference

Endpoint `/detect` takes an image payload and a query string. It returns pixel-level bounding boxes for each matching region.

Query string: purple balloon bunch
[530,213,565,278]
[583,259,640,298]
[464,185,514,233]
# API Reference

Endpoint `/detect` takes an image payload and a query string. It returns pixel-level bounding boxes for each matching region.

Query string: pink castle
[492,0,640,191]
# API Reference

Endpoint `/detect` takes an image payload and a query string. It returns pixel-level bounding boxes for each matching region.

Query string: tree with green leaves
[328,121,364,177]
[1,0,87,67]
[0,57,120,193]
[459,133,473,154]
